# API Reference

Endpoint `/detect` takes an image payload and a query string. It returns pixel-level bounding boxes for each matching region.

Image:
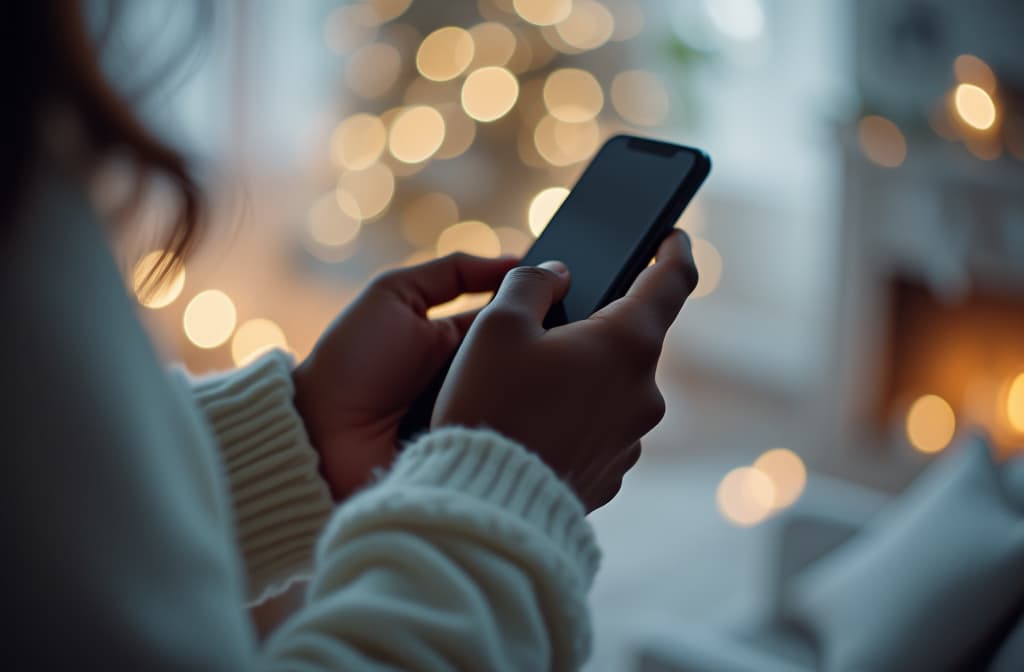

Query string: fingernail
[538,260,568,275]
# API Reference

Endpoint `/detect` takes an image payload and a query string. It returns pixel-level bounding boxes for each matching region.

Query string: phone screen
[521,135,708,325]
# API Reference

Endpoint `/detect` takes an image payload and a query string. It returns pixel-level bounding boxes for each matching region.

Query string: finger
[486,261,571,329]
[596,230,698,334]
[379,253,519,313]
[441,307,484,339]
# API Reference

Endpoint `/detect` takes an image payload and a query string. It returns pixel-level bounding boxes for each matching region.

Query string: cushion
[787,436,1024,672]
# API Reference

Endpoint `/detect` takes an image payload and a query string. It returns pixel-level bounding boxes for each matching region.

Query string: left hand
[292,253,518,501]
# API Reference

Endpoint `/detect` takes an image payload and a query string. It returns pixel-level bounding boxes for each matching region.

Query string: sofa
[634,436,1024,672]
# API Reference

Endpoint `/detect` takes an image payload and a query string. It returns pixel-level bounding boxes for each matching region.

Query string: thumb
[489,261,570,326]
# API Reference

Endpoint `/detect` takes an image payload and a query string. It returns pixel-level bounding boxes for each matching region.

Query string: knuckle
[640,388,666,429]
[682,261,700,294]
[506,265,551,285]
[477,304,526,331]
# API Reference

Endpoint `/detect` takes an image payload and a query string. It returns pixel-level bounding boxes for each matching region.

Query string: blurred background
[102,0,1024,668]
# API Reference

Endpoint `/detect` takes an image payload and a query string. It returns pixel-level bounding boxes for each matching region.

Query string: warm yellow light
[468,22,518,68]
[533,115,600,166]
[528,186,570,237]
[416,27,475,82]
[336,163,395,220]
[346,43,402,99]
[368,0,413,23]
[231,319,288,367]
[437,220,502,258]
[435,103,477,159]
[461,67,520,122]
[609,3,644,41]
[494,226,533,256]
[388,105,446,164]
[753,449,807,510]
[857,115,907,168]
[954,54,996,93]
[513,0,572,26]
[132,251,185,309]
[556,0,615,51]
[954,83,997,131]
[543,68,604,122]
[183,290,237,349]
[690,237,722,298]
[400,192,459,247]
[330,114,387,170]
[717,466,776,527]
[906,394,957,454]
[611,70,669,127]
[1008,373,1024,433]
[427,292,493,319]
[309,193,361,248]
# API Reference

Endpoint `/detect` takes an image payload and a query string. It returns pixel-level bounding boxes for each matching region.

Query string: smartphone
[398,135,710,439]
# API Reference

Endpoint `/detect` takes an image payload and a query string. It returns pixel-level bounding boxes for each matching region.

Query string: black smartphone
[398,134,710,439]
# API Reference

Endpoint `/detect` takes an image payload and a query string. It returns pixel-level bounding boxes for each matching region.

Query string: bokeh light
[132,250,185,309]
[857,115,907,168]
[533,115,600,166]
[469,22,518,68]
[231,319,288,367]
[953,54,996,93]
[543,68,604,122]
[330,114,387,170]
[753,448,807,509]
[346,42,402,98]
[513,0,572,26]
[389,105,446,163]
[717,466,776,527]
[324,4,379,55]
[400,192,459,247]
[690,237,722,298]
[954,83,997,131]
[437,220,502,258]
[528,186,570,236]
[906,394,957,454]
[1007,372,1024,433]
[416,26,475,82]
[610,3,645,41]
[495,226,533,256]
[336,163,396,220]
[368,0,413,23]
[461,67,520,122]
[556,0,615,51]
[611,70,669,126]
[309,192,361,248]
[183,290,237,349]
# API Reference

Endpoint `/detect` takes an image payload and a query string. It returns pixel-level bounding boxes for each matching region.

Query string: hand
[432,231,698,512]
[293,253,519,500]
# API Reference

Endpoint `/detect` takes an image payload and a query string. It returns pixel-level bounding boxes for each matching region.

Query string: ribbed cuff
[190,350,334,601]
[318,427,601,666]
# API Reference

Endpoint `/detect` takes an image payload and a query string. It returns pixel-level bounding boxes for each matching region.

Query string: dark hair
[2,1,203,289]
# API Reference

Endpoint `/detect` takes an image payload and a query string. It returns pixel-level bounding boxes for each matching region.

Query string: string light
[330,114,387,170]
[400,192,459,247]
[543,68,604,122]
[857,115,907,168]
[309,192,361,247]
[324,4,379,55]
[231,319,288,367]
[512,0,572,26]
[389,105,447,163]
[609,3,645,41]
[1007,373,1024,434]
[416,26,475,81]
[556,0,615,51]
[528,187,570,236]
[368,0,413,23]
[611,70,669,126]
[461,67,520,122]
[753,449,806,509]
[346,43,402,99]
[183,290,237,349]
[468,22,518,68]
[954,83,997,131]
[533,114,600,166]
[906,394,956,454]
[437,220,502,258]
[435,103,477,159]
[716,466,775,527]
[132,250,185,309]
[953,54,996,93]
[336,163,396,220]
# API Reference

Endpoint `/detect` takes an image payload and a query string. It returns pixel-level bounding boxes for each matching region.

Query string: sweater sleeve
[264,426,601,670]
[184,350,334,601]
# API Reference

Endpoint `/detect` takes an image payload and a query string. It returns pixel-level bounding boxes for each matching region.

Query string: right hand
[431,230,699,512]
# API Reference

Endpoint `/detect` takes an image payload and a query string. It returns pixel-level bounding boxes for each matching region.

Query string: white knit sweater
[3,172,599,670]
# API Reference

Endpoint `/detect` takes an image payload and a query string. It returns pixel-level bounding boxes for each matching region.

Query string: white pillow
[788,437,1024,672]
